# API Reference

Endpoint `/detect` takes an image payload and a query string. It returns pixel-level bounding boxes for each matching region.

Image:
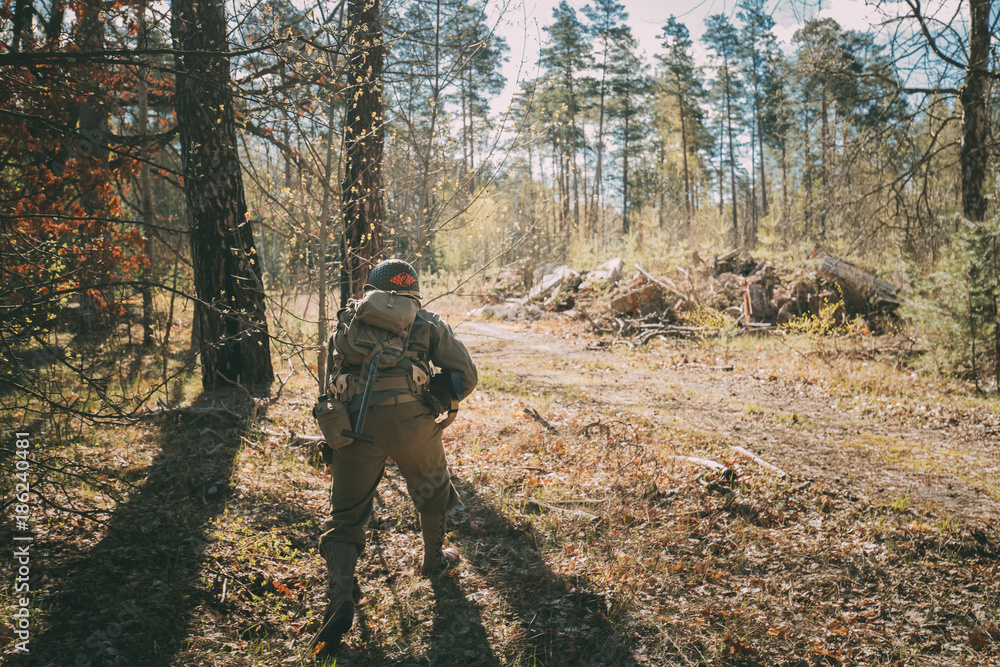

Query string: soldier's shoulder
[416,308,442,324]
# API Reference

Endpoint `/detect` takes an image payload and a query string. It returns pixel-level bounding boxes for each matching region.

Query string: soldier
[312,258,478,653]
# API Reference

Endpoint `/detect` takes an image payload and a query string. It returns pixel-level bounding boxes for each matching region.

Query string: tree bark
[959,0,990,223]
[11,0,32,52]
[590,51,608,236]
[341,0,385,300]
[172,0,274,391]
[622,99,630,235]
[569,82,579,231]
[819,83,829,238]
[677,80,692,234]
[138,0,155,346]
[75,0,109,336]
[756,100,768,217]
[723,62,738,248]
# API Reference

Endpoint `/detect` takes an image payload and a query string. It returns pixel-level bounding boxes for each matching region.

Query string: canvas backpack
[332,289,421,377]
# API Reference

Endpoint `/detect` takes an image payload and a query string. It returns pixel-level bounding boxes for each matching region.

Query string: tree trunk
[622,100,630,236]
[45,0,66,44]
[717,116,724,221]
[11,0,32,52]
[677,82,692,234]
[781,141,789,242]
[553,135,564,234]
[138,0,155,347]
[317,93,338,393]
[467,67,476,189]
[569,84,579,231]
[960,0,990,223]
[590,53,608,236]
[657,137,666,230]
[75,0,109,336]
[803,110,813,239]
[757,103,768,217]
[341,0,385,300]
[172,0,274,391]
[819,83,829,238]
[723,64,738,248]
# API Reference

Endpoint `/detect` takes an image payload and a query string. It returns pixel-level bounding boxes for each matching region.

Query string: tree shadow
[425,575,500,666]
[327,473,642,666]
[23,388,259,667]
[447,477,641,667]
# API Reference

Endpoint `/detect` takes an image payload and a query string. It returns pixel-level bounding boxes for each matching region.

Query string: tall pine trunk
[622,99,630,235]
[757,102,768,217]
[137,0,155,346]
[723,63,738,248]
[960,0,989,224]
[960,0,993,389]
[75,0,109,335]
[590,50,609,236]
[819,84,829,238]
[341,0,385,300]
[172,0,274,390]
[678,87,692,234]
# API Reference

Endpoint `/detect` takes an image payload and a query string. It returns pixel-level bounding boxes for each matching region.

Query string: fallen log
[743,283,773,323]
[635,263,689,302]
[637,325,708,343]
[523,407,559,434]
[290,433,325,447]
[730,446,788,479]
[670,456,737,481]
[818,256,900,312]
[610,283,665,316]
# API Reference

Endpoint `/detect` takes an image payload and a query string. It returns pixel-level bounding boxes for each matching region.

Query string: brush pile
[471,250,902,340]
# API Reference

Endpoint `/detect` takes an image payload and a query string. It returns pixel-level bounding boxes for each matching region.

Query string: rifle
[340,349,381,444]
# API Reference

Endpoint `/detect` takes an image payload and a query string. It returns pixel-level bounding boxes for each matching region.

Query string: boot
[310,543,359,654]
[420,512,460,576]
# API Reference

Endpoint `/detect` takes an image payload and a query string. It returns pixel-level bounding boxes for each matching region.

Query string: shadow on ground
[23,389,259,667]
[325,474,641,666]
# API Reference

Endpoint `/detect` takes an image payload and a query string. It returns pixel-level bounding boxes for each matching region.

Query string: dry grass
[2,309,999,666]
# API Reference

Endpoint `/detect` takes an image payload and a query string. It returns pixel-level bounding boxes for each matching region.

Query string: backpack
[332,289,420,375]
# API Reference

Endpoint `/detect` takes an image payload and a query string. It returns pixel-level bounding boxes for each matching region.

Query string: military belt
[371,376,411,392]
[371,393,421,407]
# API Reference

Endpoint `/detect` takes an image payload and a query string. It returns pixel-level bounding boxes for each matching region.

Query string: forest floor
[3,302,1000,666]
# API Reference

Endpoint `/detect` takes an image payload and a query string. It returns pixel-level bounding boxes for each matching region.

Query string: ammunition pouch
[312,395,353,460]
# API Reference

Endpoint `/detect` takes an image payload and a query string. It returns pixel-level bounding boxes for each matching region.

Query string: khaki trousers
[318,397,460,559]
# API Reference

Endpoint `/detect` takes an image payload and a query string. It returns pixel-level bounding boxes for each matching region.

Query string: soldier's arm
[425,312,478,400]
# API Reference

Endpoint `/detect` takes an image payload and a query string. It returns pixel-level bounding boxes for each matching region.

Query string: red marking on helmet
[389,272,416,287]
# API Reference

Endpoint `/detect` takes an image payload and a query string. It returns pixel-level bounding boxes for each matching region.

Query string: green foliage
[904,216,1000,390]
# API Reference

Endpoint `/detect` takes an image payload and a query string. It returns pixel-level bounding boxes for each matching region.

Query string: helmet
[366,259,420,300]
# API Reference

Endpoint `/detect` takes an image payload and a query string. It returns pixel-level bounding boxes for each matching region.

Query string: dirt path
[458,318,1000,525]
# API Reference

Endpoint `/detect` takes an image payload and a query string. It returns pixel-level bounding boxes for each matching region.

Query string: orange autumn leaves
[1,39,160,313]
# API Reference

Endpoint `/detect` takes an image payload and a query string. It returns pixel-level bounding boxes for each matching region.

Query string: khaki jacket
[327,308,478,413]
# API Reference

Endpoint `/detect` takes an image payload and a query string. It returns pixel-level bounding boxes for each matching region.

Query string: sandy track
[458,318,1000,525]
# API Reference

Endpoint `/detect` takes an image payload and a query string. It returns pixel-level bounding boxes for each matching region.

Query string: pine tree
[341,0,385,300]
[172,0,274,390]
[606,27,649,236]
[704,13,743,248]
[736,0,779,245]
[657,16,706,236]
[454,1,509,190]
[582,0,628,235]
[539,0,591,233]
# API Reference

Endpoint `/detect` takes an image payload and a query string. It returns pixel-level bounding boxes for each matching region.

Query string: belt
[347,375,410,392]
[371,393,421,407]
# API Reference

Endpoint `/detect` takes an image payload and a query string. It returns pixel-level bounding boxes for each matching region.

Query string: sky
[484,0,953,114]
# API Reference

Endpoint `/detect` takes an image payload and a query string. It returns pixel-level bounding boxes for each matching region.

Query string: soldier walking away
[310,258,478,655]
